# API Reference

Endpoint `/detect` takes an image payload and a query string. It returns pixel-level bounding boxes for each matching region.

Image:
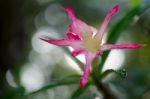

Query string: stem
[92,58,118,99]
[94,78,119,99]
[92,73,119,99]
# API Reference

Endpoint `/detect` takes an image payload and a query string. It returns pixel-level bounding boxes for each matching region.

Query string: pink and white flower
[41,4,143,88]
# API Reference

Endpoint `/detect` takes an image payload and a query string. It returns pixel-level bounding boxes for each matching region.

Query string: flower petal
[71,49,85,57]
[40,38,70,46]
[64,6,93,38]
[101,43,144,51]
[80,52,96,88]
[80,64,90,88]
[90,26,98,36]
[66,33,81,41]
[40,38,84,51]
[95,50,103,57]
[95,4,119,41]
[64,6,75,20]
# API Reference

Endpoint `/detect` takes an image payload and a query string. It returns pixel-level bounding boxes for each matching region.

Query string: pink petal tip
[71,51,79,57]
[133,44,145,48]
[123,44,145,49]
[110,4,119,16]
[64,6,74,14]
[79,66,90,88]
[79,78,87,89]
[40,38,49,42]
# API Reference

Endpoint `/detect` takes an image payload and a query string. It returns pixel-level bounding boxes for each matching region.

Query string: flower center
[83,35,100,52]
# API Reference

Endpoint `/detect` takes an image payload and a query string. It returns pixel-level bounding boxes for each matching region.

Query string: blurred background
[0,0,150,99]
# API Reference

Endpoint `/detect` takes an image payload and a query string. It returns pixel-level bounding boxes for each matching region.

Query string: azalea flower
[40,4,143,88]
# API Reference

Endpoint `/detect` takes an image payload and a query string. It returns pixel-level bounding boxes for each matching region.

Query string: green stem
[92,74,119,99]
[91,66,118,99]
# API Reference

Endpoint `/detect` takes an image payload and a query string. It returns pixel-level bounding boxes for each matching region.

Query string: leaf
[100,69,116,80]
[71,84,89,99]
[61,74,81,81]
[26,78,79,96]
[100,69,127,80]
[130,0,141,8]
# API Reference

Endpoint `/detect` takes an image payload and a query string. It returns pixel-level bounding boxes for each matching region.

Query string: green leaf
[100,69,116,80]
[71,84,89,99]
[100,69,127,80]
[26,78,79,96]
[61,74,81,81]
[71,87,85,99]
[130,0,141,8]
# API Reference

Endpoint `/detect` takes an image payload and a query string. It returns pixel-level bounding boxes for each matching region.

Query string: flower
[40,4,143,88]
